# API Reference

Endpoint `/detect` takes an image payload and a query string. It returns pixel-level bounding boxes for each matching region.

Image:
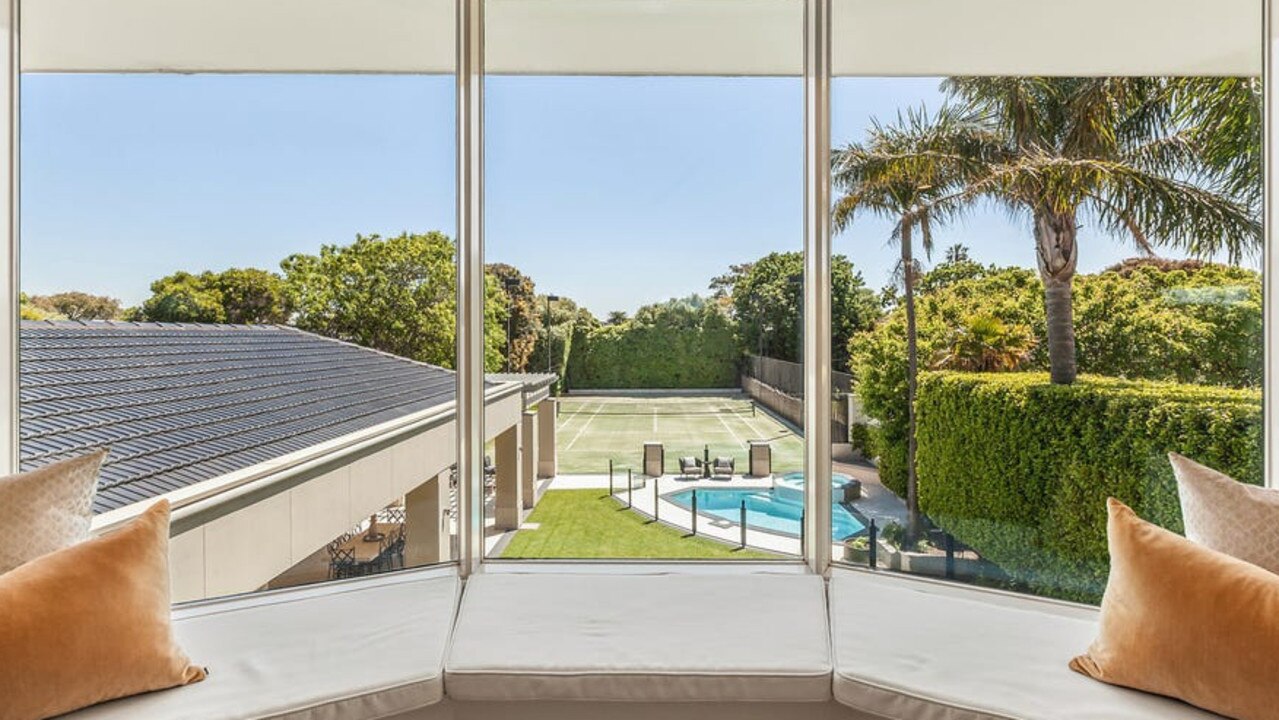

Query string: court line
[714,408,748,447]
[563,401,606,451]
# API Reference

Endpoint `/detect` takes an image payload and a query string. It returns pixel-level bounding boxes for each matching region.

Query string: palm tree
[932,313,1035,373]
[924,77,1261,384]
[832,106,984,535]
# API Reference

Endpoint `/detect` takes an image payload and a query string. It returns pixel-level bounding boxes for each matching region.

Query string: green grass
[555,394,804,475]
[500,489,781,559]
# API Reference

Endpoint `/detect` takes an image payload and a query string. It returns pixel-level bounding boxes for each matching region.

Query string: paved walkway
[834,458,912,531]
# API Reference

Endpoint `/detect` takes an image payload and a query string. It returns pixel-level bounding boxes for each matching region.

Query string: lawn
[500,489,781,559]
[554,394,804,475]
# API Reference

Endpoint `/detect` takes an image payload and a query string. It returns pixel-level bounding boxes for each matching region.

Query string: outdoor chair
[712,456,735,478]
[391,525,407,568]
[328,546,358,580]
[377,525,407,571]
[678,456,701,478]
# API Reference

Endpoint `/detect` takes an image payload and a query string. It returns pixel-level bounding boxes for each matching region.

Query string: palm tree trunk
[901,221,922,538]
[1034,210,1079,385]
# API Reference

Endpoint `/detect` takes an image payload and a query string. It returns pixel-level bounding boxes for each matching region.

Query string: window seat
[828,570,1226,720]
[62,571,461,720]
[54,567,1234,720]
[443,571,833,703]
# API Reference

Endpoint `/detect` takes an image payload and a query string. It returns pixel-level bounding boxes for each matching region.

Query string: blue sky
[18,74,1225,315]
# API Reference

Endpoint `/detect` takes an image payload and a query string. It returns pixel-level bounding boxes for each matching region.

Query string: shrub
[851,264,1262,495]
[848,422,872,455]
[914,371,1262,602]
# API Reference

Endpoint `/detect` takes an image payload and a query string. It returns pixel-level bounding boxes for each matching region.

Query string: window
[828,0,1266,603]
[17,2,464,601]
[483,0,808,560]
[0,0,1269,607]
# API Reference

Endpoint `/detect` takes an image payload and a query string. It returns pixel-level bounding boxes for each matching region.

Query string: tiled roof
[19,321,464,514]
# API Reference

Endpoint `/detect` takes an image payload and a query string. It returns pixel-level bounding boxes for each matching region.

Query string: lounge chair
[712,456,734,478]
[678,456,701,478]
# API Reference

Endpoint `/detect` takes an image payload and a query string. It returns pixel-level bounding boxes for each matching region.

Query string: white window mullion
[1,0,16,476]
[1266,0,1276,488]
[456,0,486,574]
[802,0,833,573]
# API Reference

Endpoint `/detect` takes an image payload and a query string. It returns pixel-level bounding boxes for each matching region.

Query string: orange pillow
[0,500,205,720]
[1070,498,1279,720]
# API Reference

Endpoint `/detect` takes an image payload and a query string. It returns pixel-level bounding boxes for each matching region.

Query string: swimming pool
[667,487,865,540]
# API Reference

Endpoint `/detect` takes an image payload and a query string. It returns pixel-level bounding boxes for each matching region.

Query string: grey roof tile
[19,321,467,514]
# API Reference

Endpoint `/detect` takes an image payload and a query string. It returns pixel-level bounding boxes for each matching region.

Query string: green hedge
[566,300,740,389]
[850,264,1263,497]
[914,372,1262,603]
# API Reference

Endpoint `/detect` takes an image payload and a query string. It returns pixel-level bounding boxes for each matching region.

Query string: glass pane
[483,0,806,560]
[830,71,1264,603]
[18,2,461,602]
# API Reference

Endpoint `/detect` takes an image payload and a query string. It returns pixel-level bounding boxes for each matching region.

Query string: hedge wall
[565,307,739,389]
[914,372,1262,603]
[850,264,1263,498]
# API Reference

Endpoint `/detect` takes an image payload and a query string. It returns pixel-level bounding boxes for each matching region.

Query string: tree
[138,268,291,324]
[850,263,1261,498]
[138,271,226,323]
[727,251,879,369]
[19,293,61,320]
[943,243,971,264]
[208,268,293,324]
[24,291,121,320]
[931,313,1035,372]
[531,295,594,383]
[604,311,629,326]
[893,78,1260,384]
[833,105,976,534]
[1171,77,1263,214]
[709,262,753,300]
[487,263,539,372]
[283,232,509,370]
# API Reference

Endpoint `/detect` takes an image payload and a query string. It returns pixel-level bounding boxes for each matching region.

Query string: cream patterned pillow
[0,450,106,574]
[1169,452,1279,575]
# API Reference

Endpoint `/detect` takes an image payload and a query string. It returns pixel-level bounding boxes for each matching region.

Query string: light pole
[502,277,520,372]
[787,273,803,363]
[544,294,561,374]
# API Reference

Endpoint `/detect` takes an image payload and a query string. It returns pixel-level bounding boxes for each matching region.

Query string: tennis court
[554,393,804,475]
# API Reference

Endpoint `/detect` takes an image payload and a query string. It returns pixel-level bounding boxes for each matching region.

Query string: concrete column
[521,410,539,508]
[405,472,450,566]
[537,399,557,478]
[494,423,523,530]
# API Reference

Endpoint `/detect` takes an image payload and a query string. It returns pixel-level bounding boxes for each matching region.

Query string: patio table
[338,523,404,563]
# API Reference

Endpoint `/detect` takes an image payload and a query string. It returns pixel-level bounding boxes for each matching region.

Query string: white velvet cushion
[63,570,460,720]
[1169,452,1279,574]
[445,572,833,702]
[0,450,105,574]
[829,571,1226,720]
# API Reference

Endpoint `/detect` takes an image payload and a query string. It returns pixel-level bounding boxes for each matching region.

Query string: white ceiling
[18,0,1264,76]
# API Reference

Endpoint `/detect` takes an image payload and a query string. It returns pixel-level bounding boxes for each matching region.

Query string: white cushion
[445,572,833,702]
[65,571,460,720]
[1170,452,1279,574]
[829,571,1225,720]
[0,450,104,574]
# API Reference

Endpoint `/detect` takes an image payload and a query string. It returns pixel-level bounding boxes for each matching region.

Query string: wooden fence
[741,355,850,441]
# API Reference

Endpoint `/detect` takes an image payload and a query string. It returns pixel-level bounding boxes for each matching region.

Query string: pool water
[667,487,865,540]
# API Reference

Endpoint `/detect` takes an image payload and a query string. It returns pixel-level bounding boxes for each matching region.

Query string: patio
[486,462,913,559]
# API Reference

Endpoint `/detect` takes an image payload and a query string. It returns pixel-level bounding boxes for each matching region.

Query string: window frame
[0,0,1270,601]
